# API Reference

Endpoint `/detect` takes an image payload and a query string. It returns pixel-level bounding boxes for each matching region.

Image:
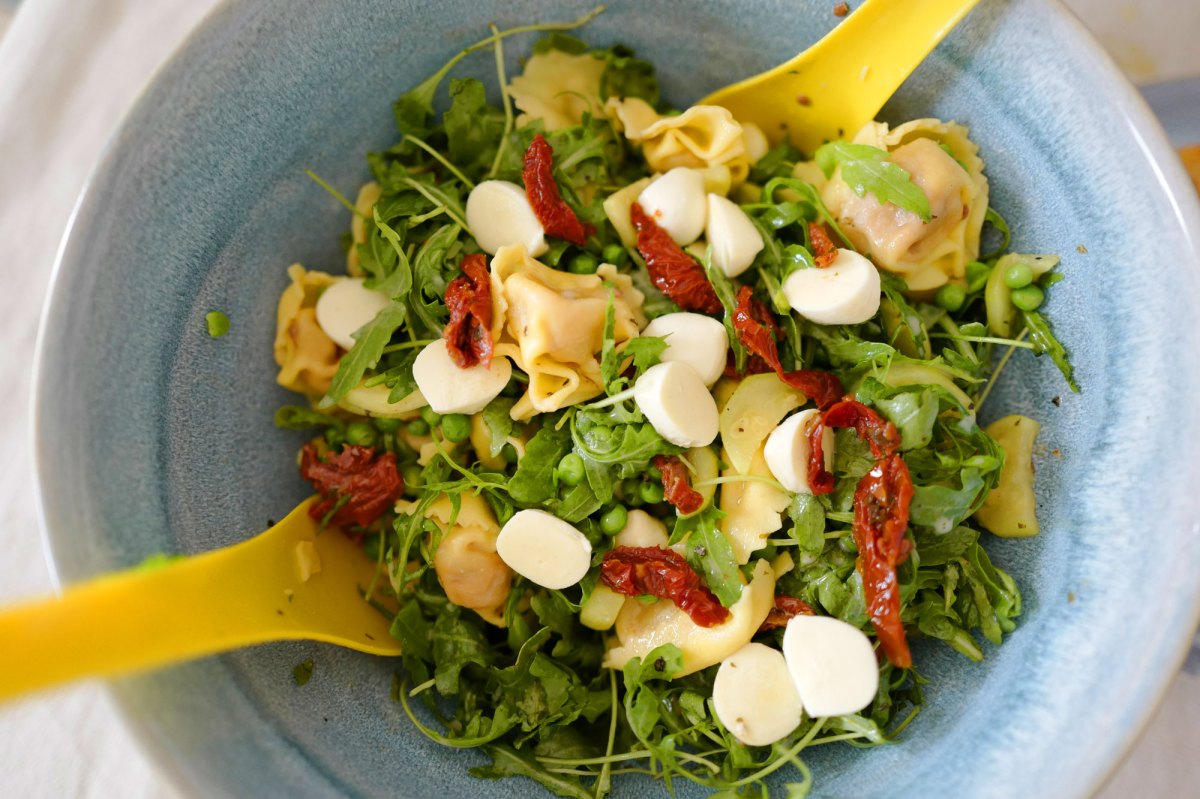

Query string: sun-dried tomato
[630,203,723,314]
[522,134,593,246]
[299,443,404,529]
[601,546,730,627]
[809,222,839,267]
[758,595,817,632]
[806,398,901,496]
[443,253,493,369]
[652,455,704,516]
[730,286,843,407]
[853,453,914,668]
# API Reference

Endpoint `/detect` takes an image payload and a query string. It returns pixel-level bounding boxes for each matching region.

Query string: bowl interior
[35,1,1200,797]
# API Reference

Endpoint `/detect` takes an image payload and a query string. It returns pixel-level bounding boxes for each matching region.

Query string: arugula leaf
[367,210,414,299]
[910,468,986,533]
[432,603,494,696]
[875,389,938,451]
[675,508,744,608]
[814,141,932,222]
[701,251,748,372]
[408,222,462,337]
[598,44,659,106]
[274,406,345,432]
[473,744,592,799]
[481,397,517,458]
[324,301,408,404]
[445,78,504,178]
[1023,310,1079,392]
[786,493,826,556]
[981,206,1012,260]
[509,421,572,505]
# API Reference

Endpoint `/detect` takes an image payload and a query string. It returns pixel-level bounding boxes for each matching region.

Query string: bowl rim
[28,1,1200,797]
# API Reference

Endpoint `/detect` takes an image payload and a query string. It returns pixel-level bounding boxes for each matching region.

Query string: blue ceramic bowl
[33,1,1200,797]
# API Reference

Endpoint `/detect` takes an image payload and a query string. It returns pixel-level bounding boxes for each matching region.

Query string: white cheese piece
[705,194,764,278]
[314,278,391,350]
[496,509,592,590]
[782,615,879,717]
[763,409,835,494]
[713,643,803,746]
[412,339,511,415]
[642,312,729,387]
[465,180,547,256]
[633,361,719,448]
[782,248,881,325]
[615,509,670,549]
[741,122,770,164]
[637,167,707,246]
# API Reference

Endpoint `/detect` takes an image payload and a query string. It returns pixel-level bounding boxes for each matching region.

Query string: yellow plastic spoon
[0,498,400,703]
[701,0,981,152]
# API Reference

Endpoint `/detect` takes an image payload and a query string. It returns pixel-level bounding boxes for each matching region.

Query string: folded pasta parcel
[488,244,646,419]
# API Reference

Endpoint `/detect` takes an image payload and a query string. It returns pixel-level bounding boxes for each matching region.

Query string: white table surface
[0,1,1195,797]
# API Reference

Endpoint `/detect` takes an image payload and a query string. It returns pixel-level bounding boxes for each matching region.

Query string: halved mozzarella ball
[466,180,547,256]
[637,167,707,246]
[412,339,511,415]
[642,313,729,387]
[741,122,770,164]
[706,194,764,278]
[782,249,881,325]
[763,409,835,494]
[615,509,670,549]
[634,361,719,448]
[495,509,592,590]
[782,615,879,718]
[314,278,391,350]
[713,643,803,746]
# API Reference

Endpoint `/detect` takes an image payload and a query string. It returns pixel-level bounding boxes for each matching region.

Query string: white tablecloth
[0,1,1195,796]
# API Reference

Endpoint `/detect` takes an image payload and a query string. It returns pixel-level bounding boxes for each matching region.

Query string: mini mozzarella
[633,361,719,448]
[465,180,547,257]
[314,278,391,350]
[713,643,804,746]
[615,509,670,549]
[637,167,707,246]
[412,339,511,415]
[642,313,729,387]
[741,122,770,164]
[496,509,592,590]
[763,409,835,494]
[782,248,881,325]
[705,194,764,278]
[782,615,879,718]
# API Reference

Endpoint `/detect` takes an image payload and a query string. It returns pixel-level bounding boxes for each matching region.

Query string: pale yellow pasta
[274,264,340,396]
[489,244,645,419]
[820,119,989,291]
[346,182,382,277]
[719,446,790,565]
[606,98,752,184]
[508,49,607,131]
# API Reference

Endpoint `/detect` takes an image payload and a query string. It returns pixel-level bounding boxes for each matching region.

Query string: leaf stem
[974,328,1029,409]
[305,170,361,216]
[488,23,515,180]
[404,135,476,189]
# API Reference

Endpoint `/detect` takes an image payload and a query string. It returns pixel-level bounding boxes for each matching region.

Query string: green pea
[965,260,990,293]
[1010,284,1045,311]
[420,406,441,426]
[556,453,586,487]
[402,464,424,494]
[373,417,402,432]
[406,418,430,436]
[935,283,966,312]
[647,463,663,480]
[441,413,471,443]
[602,243,628,266]
[622,478,644,507]
[639,481,665,504]
[568,253,599,275]
[600,505,628,535]
[1003,262,1034,289]
[324,429,344,451]
[345,421,378,448]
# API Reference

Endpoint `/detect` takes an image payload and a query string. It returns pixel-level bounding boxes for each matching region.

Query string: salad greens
[276,9,1076,798]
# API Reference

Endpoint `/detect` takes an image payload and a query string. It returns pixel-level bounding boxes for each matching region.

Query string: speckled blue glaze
[32,1,1200,797]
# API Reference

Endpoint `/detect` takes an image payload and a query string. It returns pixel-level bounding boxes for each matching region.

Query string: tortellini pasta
[417,493,514,627]
[508,49,607,131]
[346,182,382,277]
[821,118,989,291]
[606,98,753,184]
[274,264,340,396]
[489,244,646,419]
[719,446,790,565]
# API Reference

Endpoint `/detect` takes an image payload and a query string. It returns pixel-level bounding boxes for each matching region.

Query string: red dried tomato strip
[300,443,404,529]
[809,222,839,267]
[731,286,843,407]
[806,398,901,496]
[853,453,915,668]
[522,134,593,246]
[630,203,723,314]
[601,546,730,627]
[442,253,493,369]
[652,455,704,516]
[758,595,817,632]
